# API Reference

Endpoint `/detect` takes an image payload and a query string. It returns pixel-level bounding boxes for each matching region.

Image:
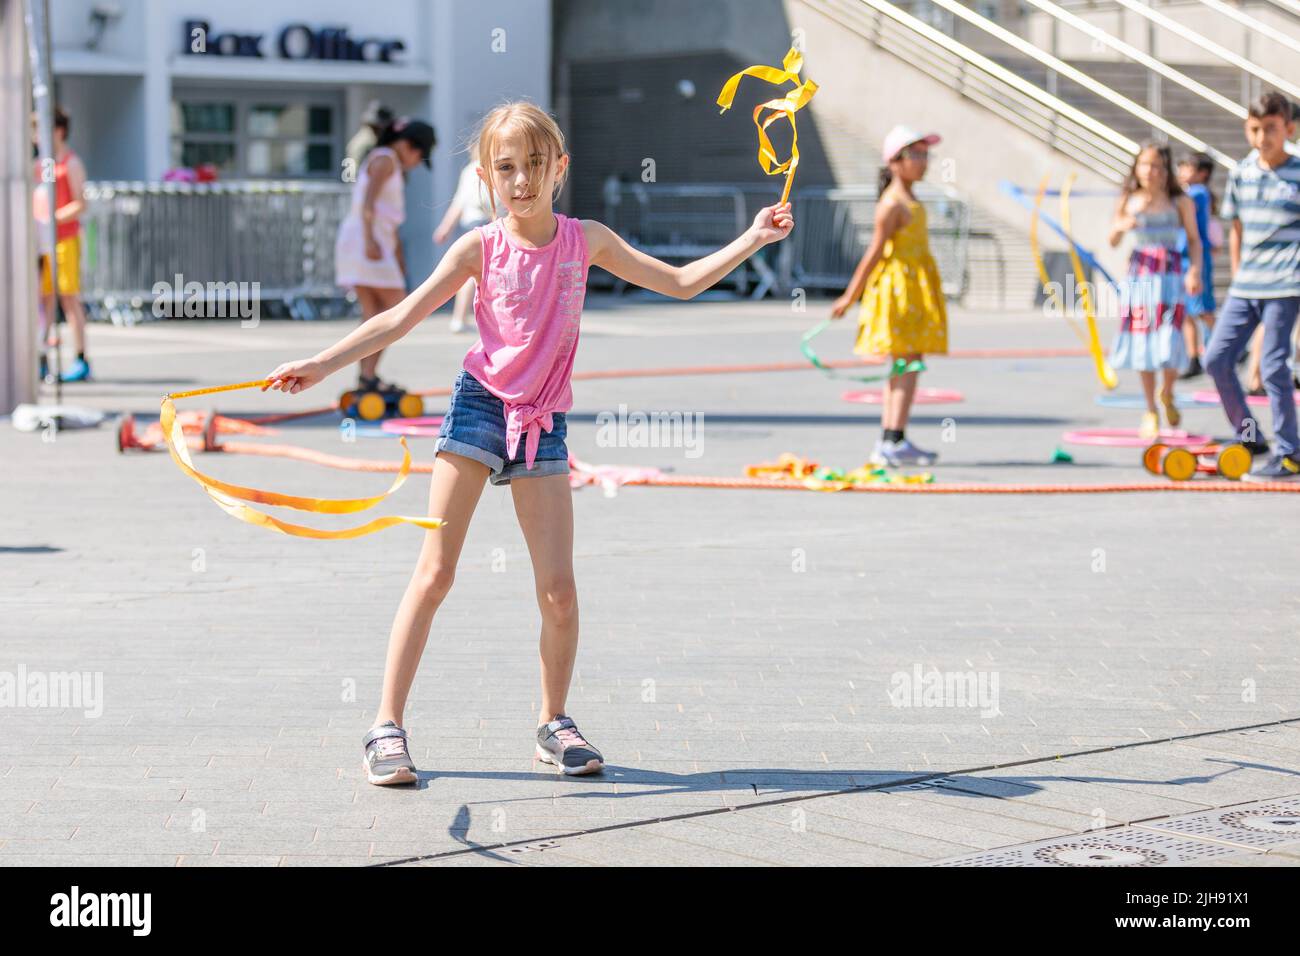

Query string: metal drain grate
[932,794,1300,866]
[1140,796,1300,850]
[934,826,1247,867]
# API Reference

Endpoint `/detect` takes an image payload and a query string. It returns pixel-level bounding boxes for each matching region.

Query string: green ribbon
[800,320,926,382]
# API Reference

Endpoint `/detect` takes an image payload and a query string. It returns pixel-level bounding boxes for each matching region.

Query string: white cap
[881,125,940,165]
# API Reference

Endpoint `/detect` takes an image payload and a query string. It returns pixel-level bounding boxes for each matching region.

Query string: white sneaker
[449,316,467,333]
[868,439,896,466]
[890,438,937,466]
[872,438,938,468]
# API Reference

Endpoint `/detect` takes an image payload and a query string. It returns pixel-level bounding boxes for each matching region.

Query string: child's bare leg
[60,294,87,355]
[879,372,897,431]
[1159,367,1178,403]
[355,287,404,381]
[1139,370,1157,412]
[891,354,923,430]
[374,451,490,728]
[40,292,58,347]
[510,474,579,725]
[354,287,380,379]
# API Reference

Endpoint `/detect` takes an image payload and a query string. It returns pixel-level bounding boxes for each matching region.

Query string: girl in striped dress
[1108,144,1203,439]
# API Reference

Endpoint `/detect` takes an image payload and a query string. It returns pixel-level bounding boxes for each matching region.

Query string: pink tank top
[463,213,588,469]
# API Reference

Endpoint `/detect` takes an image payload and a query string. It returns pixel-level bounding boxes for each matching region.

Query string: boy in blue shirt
[1204,92,1300,480]
[1176,151,1218,379]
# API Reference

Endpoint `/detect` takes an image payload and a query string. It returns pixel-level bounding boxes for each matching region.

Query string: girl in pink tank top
[462,212,588,472]
[265,101,793,785]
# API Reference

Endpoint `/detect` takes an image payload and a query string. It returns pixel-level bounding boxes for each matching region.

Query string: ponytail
[375,118,401,149]
[878,166,893,198]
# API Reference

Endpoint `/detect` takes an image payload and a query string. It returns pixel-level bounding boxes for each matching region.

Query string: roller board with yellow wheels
[338,377,425,422]
[1142,442,1252,481]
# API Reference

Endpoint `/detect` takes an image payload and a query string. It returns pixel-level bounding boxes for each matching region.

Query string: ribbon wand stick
[716,46,819,204]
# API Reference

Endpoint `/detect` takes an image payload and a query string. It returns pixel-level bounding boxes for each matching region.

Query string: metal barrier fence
[596,183,776,296]
[80,180,352,324]
[602,181,971,301]
[785,185,971,299]
[76,179,972,320]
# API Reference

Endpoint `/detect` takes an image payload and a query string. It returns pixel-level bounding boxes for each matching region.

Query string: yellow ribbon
[1030,176,1091,352]
[717,46,819,204]
[160,381,445,539]
[1059,175,1119,390]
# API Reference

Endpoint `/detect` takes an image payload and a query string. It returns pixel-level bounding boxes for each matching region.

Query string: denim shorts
[434,369,570,485]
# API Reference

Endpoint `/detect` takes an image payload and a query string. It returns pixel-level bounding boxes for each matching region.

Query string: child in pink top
[266,101,793,784]
[462,210,587,474]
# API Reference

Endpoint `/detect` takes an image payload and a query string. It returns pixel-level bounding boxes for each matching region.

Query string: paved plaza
[2,297,1298,866]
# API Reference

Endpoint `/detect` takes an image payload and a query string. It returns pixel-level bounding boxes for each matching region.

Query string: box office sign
[183,19,406,63]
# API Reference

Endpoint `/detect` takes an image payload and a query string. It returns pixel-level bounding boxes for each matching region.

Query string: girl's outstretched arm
[584,202,792,301]
[830,198,904,317]
[263,231,481,394]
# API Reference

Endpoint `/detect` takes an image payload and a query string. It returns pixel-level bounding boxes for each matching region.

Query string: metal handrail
[813,0,1138,180]
[927,0,1236,167]
[1023,0,1247,122]
[1112,0,1300,102]
[1191,0,1300,57]
[1260,0,1300,19]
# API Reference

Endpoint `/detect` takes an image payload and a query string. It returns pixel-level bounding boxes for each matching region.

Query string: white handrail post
[1147,14,1160,142]
[1113,0,1300,103]
[1047,16,1058,99]
[924,0,1234,165]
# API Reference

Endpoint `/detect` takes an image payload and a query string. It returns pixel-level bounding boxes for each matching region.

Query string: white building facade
[48,0,551,278]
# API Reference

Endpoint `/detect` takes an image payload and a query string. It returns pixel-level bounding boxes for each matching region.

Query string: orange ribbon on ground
[717,46,819,204]
[160,380,445,539]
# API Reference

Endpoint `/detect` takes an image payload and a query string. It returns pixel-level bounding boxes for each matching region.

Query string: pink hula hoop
[1062,428,1211,448]
[380,415,445,437]
[1192,389,1300,408]
[843,387,965,405]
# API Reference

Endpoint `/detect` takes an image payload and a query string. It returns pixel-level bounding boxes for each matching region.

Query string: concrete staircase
[996,56,1248,160]
[798,0,1128,309]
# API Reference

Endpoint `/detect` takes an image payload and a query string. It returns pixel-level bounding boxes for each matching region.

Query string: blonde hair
[471,101,569,218]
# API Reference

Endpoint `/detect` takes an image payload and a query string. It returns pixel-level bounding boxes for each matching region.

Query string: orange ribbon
[160,381,445,539]
[717,47,819,204]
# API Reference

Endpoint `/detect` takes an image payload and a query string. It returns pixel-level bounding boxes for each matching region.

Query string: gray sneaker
[535,715,604,775]
[363,721,417,786]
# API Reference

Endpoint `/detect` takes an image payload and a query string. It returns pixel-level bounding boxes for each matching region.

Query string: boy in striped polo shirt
[1205,92,1300,480]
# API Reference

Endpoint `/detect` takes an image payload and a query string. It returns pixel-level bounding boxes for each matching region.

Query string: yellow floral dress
[855,199,948,356]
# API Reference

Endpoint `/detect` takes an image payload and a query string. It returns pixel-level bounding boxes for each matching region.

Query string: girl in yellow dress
[832,125,948,467]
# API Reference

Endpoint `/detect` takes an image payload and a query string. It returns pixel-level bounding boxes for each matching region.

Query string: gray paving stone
[4,304,1299,865]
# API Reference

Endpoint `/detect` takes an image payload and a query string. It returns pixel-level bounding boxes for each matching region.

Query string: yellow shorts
[40,235,81,297]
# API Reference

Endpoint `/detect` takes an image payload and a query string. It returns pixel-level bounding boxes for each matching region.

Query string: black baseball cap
[389,118,435,168]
